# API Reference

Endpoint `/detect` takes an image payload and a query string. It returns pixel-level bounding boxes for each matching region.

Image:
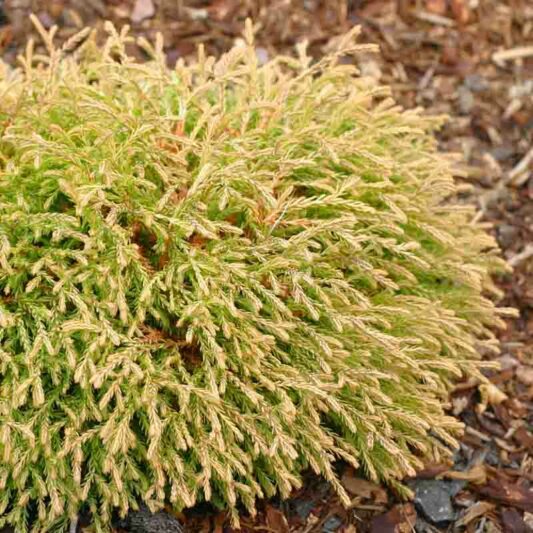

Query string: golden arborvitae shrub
[0,18,513,532]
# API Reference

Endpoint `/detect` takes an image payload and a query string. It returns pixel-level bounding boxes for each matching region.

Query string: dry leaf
[456,501,495,527]
[439,464,488,485]
[501,508,527,533]
[371,503,417,533]
[480,476,533,512]
[265,505,289,533]
[513,426,533,448]
[0,25,13,51]
[213,512,225,533]
[341,470,388,504]
[478,383,507,414]
[452,394,470,415]
[415,463,453,479]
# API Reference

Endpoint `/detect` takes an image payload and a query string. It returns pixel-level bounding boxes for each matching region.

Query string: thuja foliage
[0,19,513,531]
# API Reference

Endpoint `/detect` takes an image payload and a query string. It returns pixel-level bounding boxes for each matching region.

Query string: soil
[0,1,532,532]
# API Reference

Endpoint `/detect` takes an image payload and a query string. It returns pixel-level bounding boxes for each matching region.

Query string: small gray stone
[486,447,500,466]
[322,515,343,532]
[464,74,489,92]
[293,498,314,520]
[413,480,455,526]
[117,506,184,533]
[449,479,466,497]
[497,224,518,249]
[491,145,515,162]
[415,516,438,533]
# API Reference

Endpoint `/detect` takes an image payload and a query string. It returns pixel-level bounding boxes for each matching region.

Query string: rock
[116,506,184,533]
[497,224,519,250]
[322,515,342,532]
[131,0,155,24]
[485,447,501,466]
[449,479,467,496]
[412,480,455,526]
[464,74,488,92]
[491,145,515,162]
[292,498,315,521]
[415,516,438,533]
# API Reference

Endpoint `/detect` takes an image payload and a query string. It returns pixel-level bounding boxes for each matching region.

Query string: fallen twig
[507,145,533,186]
[493,46,533,64]
[508,244,533,268]
[415,11,455,27]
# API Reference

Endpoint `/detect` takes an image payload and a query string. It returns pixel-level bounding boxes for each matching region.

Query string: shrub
[0,19,512,531]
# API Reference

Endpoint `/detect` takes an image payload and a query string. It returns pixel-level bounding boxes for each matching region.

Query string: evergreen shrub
[0,19,512,531]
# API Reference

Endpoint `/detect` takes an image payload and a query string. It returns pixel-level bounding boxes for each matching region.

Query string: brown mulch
[0,1,532,532]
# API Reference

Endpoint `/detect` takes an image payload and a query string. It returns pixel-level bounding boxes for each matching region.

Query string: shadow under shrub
[0,18,513,532]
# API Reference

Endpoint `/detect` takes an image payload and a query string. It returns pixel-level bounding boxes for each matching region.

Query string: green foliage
[0,19,513,531]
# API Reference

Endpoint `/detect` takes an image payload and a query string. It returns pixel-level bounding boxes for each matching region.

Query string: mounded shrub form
[0,20,512,531]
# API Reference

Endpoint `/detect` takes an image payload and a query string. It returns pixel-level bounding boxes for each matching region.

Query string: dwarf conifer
[0,19,512,531]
